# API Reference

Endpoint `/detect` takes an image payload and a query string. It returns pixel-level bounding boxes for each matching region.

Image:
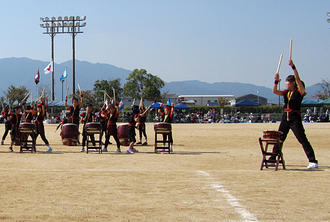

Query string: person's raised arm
[80,91,84,107]
[273,73,285,96]
[289,60,305,95]
[65,95,70,108]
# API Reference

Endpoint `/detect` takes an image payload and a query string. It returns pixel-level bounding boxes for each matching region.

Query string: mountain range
[0,57,324,104]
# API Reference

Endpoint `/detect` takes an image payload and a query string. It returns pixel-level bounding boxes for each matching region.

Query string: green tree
[81,90,98,109]
[5,85,29,106]
[93,79,123,105]
[218,98,230,107]
[123,69,164,100]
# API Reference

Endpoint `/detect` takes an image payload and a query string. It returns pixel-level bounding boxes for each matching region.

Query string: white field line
[197,170,258,222]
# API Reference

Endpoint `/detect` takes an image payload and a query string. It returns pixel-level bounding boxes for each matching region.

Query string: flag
[44,61,53,74]
[119,100,124,110]
[34,69,40,85]
[167,98,171,106]
[60,69,68,81]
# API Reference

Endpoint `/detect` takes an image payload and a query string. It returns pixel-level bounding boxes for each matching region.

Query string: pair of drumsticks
[275,39,293,77]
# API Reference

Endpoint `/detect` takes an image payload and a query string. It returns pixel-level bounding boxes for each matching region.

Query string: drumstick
[132,98,135,106]
[66,85,69,98]
[289,39,293,60]
[78,83,82,95]
[276,54,283,74]
[105,92,112,99]
[104,91,106,104]
[112,87,116,103]
[22,92,31,101]
[139,97,143,108]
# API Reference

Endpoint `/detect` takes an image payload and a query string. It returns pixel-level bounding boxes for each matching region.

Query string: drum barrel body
[18,123,36,143]
[61,123,79,146]
[85,122,101,134]
[117,124,130,146]
[154,123,172,133]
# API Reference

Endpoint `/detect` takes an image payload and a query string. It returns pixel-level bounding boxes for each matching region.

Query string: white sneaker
[46,146,52,153]
[9,147,13,152]
[131,148,139,153]
[126,149,134,154]
[307,162,318,169]
[80,147,85,152]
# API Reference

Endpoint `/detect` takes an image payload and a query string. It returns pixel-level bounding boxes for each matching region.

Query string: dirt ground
[0,122,329,222]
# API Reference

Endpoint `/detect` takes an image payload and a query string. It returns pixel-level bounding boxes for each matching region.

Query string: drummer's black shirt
[282,89,304,121]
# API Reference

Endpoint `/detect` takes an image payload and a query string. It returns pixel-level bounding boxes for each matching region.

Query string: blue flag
[60,69,68,81]
[167,98,171,106]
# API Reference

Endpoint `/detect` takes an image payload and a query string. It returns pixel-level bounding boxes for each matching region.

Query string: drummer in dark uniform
[159,104,174,152]
[99,104,108,146]
[136,105,148,146]
[271,59,318,169]
[21,99,35,123]
[65,92,83,126]
[35,101,52,153]
[126,105,140,154]
[103,103,121,153]
[1,105,11,145]
[8,106,22,152]
[80,104,96,152]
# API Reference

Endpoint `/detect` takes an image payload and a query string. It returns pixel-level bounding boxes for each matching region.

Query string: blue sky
[0,0,329,88]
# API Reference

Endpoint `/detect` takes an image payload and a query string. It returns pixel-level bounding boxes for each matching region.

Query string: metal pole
[72,18,76,95]
[61,80,64,101]
[51,25,55,102]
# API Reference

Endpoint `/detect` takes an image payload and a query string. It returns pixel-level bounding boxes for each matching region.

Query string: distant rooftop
[178,95,235,97]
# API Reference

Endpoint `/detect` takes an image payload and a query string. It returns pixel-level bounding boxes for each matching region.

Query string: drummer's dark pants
[35,124,49,145]
[82,130,95,147]
[104,125,120,149]
[138,123,147,140]
[100,122,107,142]
[10,126,18,142]
[2,122,11,141]
[271,115,317,163]
[128,126,136,143]
[163,132,173,144]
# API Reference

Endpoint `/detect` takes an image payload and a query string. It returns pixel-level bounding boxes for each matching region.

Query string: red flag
[34,69,40,85]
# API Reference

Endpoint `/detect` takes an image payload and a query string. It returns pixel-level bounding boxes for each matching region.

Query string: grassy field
[0,122,329,222]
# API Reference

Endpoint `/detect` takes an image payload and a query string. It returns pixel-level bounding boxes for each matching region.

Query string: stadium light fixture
[40,16,87,98]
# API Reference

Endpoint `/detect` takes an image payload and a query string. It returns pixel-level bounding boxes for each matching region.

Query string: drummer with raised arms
[65,91,83,126]
[21,99,34,123]
[35,98,52,153]
[103,98,121,153]
[159,103,174,152]
[136,99,148,146]
[99,104,108,145]
[126,105,140,154]
[80,103,96,152]
[1,105,11,145]
[271,59,318,169]
[8,106,22,152]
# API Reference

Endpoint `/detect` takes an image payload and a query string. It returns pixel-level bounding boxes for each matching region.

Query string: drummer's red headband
[165,106,171,110]
[37,104,42,108]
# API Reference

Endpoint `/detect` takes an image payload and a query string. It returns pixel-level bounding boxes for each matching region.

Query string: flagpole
[61,80,64,101]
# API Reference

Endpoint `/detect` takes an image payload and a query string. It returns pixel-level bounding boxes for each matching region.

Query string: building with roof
[177,95,236,106]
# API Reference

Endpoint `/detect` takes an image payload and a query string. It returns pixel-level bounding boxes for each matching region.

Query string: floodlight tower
[40,16,86,97]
